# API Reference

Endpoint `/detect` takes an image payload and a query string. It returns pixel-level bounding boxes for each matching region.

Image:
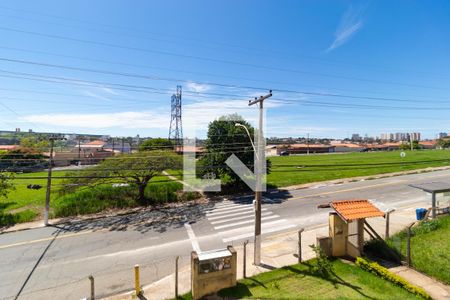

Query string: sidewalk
[389,266,450,300]
[104,206,439,300]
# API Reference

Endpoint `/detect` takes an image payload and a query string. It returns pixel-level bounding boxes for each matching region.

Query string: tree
[20,136,49,151]
[61,151,182,204]
[399,141,421,150]
[0,173,14,199]
[0,148,47,172]
[199,114,262,190]
[139,138,174,151]
[437,139,450,149]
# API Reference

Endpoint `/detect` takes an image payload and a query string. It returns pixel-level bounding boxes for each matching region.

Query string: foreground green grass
[177,259,421,299]
[268,150,450,187]
[387,215,450,284]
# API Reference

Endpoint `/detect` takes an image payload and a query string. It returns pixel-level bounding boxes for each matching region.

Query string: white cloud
[327,5,365,52]
[21,111,168,129]
[186,82,212,93]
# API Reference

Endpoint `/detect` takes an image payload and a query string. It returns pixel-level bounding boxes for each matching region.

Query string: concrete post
[134,264,141,296]
[406,223,415,267]
[88,275,94,300]
[175,256,179,298]
[243,240,249,278]
[385,209,395,239]
[298,228,304,263]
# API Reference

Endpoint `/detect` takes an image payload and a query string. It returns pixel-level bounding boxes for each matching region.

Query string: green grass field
[0,171,192,226]
[387,215,450,284]
[268,150,450,187]
[176,259,422,300]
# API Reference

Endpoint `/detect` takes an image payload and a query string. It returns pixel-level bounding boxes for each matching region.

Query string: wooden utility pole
[44,136,65,226]
[248,90,272,266]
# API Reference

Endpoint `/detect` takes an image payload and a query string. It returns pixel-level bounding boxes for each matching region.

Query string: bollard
[175,256,179,298]
[298,228,304,263]
[243,240,249,278]
[134,264,141,296]
[88,275,95,300]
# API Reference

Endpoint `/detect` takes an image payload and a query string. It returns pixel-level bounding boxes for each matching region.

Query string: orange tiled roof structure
[331,200,385,221]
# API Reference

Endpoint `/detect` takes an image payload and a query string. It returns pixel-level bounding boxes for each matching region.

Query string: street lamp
[235,123,259,160]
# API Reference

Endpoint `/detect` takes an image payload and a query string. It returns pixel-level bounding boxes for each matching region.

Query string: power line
[2,58,450,107]
[1,26,450,91]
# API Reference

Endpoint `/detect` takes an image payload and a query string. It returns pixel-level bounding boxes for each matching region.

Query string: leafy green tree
[437,139,450,149]
[20,136,49,151]
[61,151,182,204]
[399,141,421,150]
[0,173,14,199]
[139,138,174,151]
[199,114,262,190]
[0,148,47,172]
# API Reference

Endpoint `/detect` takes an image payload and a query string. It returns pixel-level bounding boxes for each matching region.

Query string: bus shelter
[410,182,450,218]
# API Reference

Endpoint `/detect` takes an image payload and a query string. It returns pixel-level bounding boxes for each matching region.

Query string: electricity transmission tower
[168,85,183,146]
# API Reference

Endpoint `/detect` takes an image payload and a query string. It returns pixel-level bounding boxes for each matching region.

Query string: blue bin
[416,208,427,220]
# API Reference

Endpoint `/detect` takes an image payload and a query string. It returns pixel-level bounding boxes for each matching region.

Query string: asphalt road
[1,170,449,300]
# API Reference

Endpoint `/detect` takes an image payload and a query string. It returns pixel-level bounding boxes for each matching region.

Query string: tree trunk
[137,184,146,204]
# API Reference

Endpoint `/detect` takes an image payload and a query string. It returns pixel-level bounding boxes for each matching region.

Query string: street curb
[2,166,449,234]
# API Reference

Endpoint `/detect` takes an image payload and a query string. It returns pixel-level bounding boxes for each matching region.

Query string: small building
[419,140,437,149]
[0,145,20,151]
[320,199,385,258]
[332,143,366,153]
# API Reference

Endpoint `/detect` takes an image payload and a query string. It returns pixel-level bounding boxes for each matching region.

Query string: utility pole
[248,90,272,266]
[410,132,414,151]
[306,133,310,155]
[78,138,81,160]
[121,138,124,153]
[44,135,65,226]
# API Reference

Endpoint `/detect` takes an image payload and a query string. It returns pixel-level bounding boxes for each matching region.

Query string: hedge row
[355,257,431,299]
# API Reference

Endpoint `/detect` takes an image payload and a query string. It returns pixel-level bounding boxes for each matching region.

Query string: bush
[310,244,334,278]
[412,219,441,235]
[356,257,431,299]
[0,209,37,226]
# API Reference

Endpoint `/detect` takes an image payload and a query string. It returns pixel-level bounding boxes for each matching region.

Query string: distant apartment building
[351,134,361,141]
[381,132,420,141]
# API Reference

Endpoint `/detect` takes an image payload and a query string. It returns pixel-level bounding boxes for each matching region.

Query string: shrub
[412,219,441,235]
[309,244,334,278]
[0,209,37,226]
[355,257,431,299]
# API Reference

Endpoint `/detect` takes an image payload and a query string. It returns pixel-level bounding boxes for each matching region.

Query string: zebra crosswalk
[206,197,295,243]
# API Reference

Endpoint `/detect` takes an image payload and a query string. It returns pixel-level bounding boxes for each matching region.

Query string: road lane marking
[207,208,268,221]
[0,229,107,250]
[222,223,296,242]
[214,215,279,230]
[208,204,252,213]
[184,223,201,252]
[288,180,407,201]
[206,206,254,217]
[210,211,273,225]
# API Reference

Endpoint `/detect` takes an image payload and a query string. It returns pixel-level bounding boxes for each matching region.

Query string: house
[419,140,437,149]
[0,145,20,151]
[265,144,335,155]
[332,143,366,153]
[80,140,131,154]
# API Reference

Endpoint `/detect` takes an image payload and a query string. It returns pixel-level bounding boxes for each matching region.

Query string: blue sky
[0,0,450,139]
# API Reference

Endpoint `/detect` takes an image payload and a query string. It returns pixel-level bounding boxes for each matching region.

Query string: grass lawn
[268,150,450,187]
[177,259,422,299]
[0,171,193,226]
[387,215,450,284]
